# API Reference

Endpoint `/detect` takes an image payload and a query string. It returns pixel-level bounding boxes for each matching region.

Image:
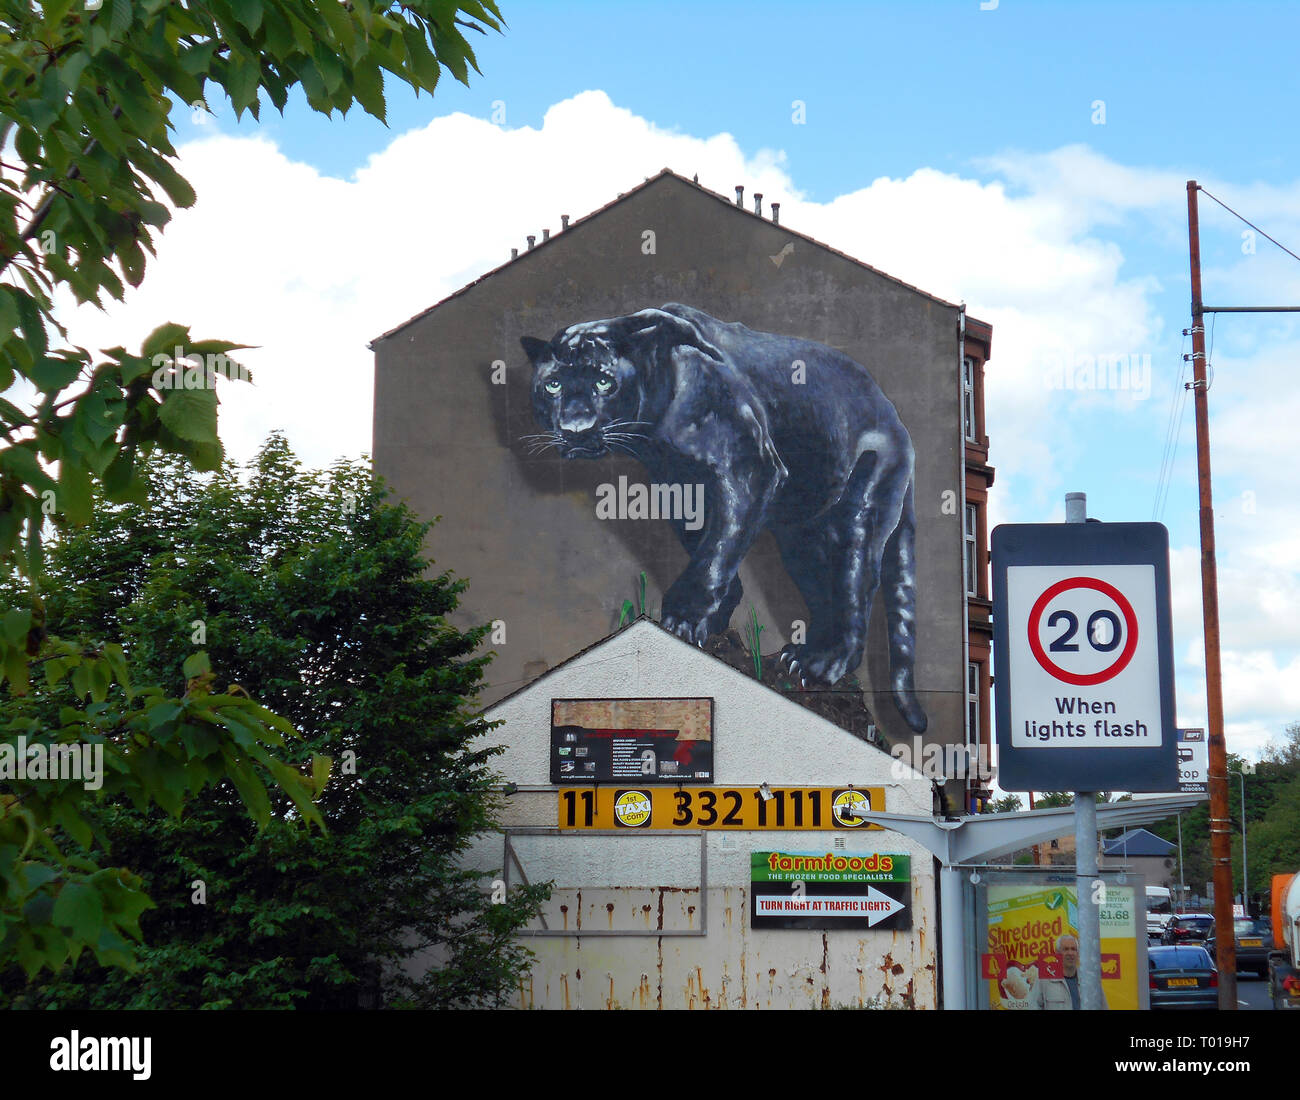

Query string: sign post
[993,495,1177,1010]
[1066,492,1104,1013]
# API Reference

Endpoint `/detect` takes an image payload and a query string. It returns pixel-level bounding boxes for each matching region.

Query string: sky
[50,0,1300,765]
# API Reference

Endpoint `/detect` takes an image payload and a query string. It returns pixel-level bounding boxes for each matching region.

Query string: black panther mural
[520,303,927,733]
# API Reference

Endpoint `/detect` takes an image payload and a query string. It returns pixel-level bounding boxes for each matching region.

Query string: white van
[1145,885,1173,937]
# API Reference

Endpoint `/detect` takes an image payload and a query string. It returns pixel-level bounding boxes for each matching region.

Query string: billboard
[372,175,970,746]
[751,851,911,930]
[557,786,887,831]
[550,697,713,783]
[983,882,1141,1011]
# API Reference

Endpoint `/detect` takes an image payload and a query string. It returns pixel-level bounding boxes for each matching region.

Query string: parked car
[1149,945,1220,1010]
[1207,917,1272,977]
[1162,913,1215,946]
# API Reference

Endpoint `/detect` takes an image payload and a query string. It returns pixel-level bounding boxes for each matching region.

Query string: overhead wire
[1153,329,1190,519]
[1198,186,1300,268]
[1154,185,1297,519]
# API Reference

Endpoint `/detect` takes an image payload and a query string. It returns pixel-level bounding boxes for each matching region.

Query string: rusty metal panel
[513,869,938,1010]
[505,829,708,937]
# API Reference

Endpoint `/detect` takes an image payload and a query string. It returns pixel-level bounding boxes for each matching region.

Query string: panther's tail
[881,478,927,732]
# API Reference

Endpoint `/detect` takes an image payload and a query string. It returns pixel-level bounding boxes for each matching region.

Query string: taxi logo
[831,788,871,828]
[613,789,653,828]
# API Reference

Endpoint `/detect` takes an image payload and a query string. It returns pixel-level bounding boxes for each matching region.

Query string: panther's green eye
[543,379,562,395]
[594,375,616,397]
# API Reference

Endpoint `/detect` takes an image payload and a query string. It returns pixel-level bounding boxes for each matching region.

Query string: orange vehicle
[1270,873,1300,1010]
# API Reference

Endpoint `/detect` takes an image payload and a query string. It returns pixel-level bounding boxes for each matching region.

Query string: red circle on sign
[1027,577,1139,686]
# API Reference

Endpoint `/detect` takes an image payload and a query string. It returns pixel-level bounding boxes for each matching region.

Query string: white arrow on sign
[863,886,905,927]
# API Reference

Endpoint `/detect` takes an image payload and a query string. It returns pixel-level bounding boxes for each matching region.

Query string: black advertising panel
[991,522,1177,792]
[550,698,713,784]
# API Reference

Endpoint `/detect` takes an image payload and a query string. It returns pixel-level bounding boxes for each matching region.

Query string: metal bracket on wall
[502,828,709,938]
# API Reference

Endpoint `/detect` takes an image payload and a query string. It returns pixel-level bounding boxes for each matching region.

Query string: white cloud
[55,91,803,467]
[44,90,1300,757]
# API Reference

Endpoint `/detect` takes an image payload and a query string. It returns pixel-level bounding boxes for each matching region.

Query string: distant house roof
[370,167,988,346]
[1103,828,1176,857]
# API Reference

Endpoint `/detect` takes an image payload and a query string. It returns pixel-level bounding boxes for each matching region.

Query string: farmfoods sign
[751,851,911,930]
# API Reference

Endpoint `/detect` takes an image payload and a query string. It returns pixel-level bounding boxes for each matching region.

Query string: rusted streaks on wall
[820,934,831,1009]
[500,877,936,1009]
[656,936,663,1011]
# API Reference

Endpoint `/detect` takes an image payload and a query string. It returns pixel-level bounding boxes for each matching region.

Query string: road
[1146,934,1273,1010]
[1235,970,1272,1010]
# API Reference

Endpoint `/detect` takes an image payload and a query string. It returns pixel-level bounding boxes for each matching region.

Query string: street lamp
[1228,768,1248,915]
[1176,813,1186,911]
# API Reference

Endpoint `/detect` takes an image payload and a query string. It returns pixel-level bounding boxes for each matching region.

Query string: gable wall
[451,622,939,1010]
[373,175,967,757]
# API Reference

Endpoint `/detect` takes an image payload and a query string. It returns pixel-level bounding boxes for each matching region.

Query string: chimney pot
[561,214,570,229]
[735,185,744,206]
[526,236,535,250]
[511,248,518,260]
[542,228,550,241]
[771,202,781,225]
[754,193,763,216]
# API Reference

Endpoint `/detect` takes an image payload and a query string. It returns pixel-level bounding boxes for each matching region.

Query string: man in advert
[1030,934,1108,1010]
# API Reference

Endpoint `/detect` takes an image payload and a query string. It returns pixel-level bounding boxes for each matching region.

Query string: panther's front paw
[661,610,711,647]
[661,585,729,648]
[779,644,858,688]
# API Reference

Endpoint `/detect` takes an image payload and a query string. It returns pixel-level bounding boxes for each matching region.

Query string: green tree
[983,794,1022,814]
[2,436,546,1008]
[1033,792,1073,809]
[0,0,504,974]
[1146,731,1300,907]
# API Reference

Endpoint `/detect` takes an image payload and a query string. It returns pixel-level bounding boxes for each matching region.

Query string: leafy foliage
[2,437,547,1008]
[1146,726,1300,909]
[983,794,1023,814]
[0,1,504,974]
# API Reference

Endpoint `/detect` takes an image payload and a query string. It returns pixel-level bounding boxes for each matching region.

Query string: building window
[965,502,979,597]
[967,661,980,747]
[963,356,978,443]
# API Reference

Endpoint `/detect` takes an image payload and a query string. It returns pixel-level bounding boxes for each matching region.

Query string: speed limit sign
[992,522,1177,791]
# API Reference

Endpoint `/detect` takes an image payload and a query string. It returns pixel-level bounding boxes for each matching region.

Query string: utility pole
[1183,179,1300,985]
[1186,180,1236,1007]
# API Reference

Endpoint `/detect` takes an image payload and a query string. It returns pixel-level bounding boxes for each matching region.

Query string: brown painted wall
[373,173,968,751]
